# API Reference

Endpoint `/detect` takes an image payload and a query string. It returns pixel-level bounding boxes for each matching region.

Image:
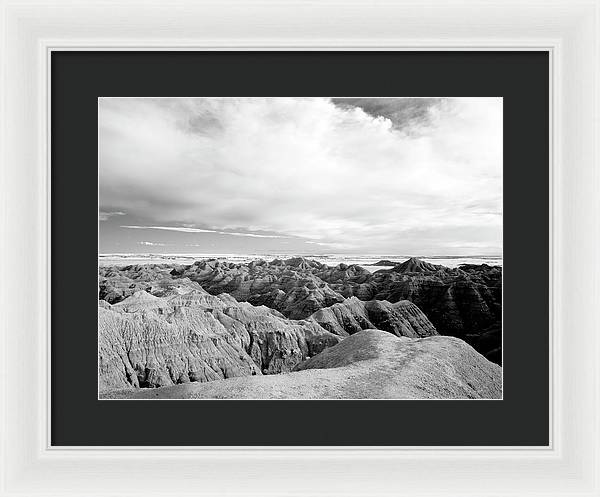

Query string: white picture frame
[1,0,598,495]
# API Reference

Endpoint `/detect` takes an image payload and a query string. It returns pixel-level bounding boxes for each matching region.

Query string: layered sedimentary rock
[368,260,502,363]
[99,256,502,364]
[99,287,340,391]
[102,330,502,400]
[308,296,438,338]
[171,258,348,319]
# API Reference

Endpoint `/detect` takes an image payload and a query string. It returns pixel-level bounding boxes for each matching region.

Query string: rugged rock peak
[309,297,437,339]
[458,263,500,274]
[122,290,160,301]
[99,305,260,390]
[98,290,341,392]
[309,297,374,337]
[112,290,163,312]
[316,263,372,285]
[363,299,438,338]
[283,256,324,270]
[393,257,441,273]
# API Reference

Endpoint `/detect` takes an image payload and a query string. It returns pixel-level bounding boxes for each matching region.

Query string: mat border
[1,1,598,496]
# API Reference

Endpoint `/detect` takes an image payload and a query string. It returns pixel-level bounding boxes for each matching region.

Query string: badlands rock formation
[102,330,502,400]
[98,256,502,398]
[100,256,501,363]
[308,296,438,338]
[99,286,340,392]
[368,260,502,363]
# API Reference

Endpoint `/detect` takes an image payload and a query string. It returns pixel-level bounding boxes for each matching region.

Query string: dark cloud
[332,97,448,132]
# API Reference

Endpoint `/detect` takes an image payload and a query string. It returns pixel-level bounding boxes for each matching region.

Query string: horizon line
[98,252,503,258]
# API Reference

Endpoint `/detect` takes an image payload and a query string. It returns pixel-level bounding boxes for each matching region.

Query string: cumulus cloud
[332,97,447,133]
[99,97,502,254]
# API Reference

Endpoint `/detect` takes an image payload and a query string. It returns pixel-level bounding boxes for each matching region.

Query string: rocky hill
[101,330,502,400]
[391,257,442,273]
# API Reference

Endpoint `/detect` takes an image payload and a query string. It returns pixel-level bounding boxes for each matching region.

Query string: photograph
[98,96,503,400]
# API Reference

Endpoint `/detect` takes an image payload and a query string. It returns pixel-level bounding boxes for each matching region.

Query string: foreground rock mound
[99,288,340,391]
[101,330,502,400]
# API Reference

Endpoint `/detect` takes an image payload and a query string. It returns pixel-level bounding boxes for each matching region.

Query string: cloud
[99,211,125,221]
[100,97,502,254]
[332,98,446,133]
[121,225,289,239]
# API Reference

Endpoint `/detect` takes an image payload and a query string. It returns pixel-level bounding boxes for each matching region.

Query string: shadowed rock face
[368,262,502,363]
[99,288,341,391]
[99,257,501,364]
[308,296,438,338]
[101,330,502,400]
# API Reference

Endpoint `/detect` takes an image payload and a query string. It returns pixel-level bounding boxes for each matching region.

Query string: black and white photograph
[98,96,503,400]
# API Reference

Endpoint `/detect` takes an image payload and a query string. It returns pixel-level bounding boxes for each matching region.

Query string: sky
[99,97,502,255]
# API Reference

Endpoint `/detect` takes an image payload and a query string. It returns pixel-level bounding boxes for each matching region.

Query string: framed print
[52,51,546,446]
[1,1,599,496]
